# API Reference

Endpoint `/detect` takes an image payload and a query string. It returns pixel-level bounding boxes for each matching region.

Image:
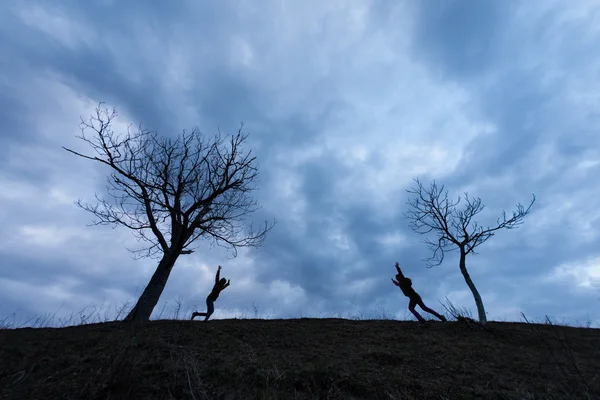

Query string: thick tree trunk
[125,252,179,323]
[458,249,487,324]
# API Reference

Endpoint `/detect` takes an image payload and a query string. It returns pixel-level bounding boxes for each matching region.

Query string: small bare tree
[63,104,274,322]
[403,178,535,324]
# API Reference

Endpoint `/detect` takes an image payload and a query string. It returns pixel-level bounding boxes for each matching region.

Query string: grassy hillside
[1,318,599,399]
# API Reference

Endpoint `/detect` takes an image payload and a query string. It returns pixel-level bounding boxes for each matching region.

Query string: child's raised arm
[395,262,405,278]
[215,266,221,283]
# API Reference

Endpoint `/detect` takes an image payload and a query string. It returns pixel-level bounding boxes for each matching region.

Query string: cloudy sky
[1,0,599,327]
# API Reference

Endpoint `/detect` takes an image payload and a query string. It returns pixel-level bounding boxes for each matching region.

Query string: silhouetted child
[191,265,230,321]
[391,262,446,324]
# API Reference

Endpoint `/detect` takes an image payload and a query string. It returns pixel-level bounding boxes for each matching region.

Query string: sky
[1,0,599,327]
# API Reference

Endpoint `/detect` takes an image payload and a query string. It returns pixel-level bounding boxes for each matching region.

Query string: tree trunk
[458,248,487,324]
[125,252,179,323]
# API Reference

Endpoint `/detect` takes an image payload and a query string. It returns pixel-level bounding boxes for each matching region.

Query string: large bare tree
[63,104,274,322]
[403,178,535,324]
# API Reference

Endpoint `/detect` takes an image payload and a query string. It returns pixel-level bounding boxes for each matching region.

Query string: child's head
[219,277,227,285]
[395,273,402,281]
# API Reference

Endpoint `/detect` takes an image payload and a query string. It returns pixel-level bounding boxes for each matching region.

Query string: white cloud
[375,231,409,248]
[548,256,600,291]
[13,4,96,49]
[267,280,308,306]
[16,225,87,249]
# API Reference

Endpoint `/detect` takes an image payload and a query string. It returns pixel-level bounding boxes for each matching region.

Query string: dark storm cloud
[1,0,599,326]
[410,0,513,77]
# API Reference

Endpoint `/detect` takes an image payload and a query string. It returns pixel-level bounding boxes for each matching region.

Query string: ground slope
[1,319,599,399]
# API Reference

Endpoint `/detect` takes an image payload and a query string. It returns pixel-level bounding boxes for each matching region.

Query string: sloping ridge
[1,318,599,399]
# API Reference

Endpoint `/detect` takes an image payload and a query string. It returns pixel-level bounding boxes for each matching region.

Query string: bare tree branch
[464,197,536,255]
[403,178,461,267]
[403,178,535,266]
[64,104,275,260]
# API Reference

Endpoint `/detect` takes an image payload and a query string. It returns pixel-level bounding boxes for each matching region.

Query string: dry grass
[1,316,599,400]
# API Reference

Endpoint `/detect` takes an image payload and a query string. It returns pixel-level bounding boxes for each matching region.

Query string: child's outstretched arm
[395,262,405,278]
[391,278,399,286]
[223,279,231,289]
[215,266,221,283]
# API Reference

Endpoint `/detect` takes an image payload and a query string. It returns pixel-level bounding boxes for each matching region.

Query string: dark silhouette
[403,178,535,324]
[63,104,274,323]
[392,262,446,324]
[191,265,230,321]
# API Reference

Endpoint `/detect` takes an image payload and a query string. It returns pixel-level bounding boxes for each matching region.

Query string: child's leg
[408,297,426,323]
[417,298,447,322]
[204,299,215,321]
[191,297,215,320]
[191,311,207,320]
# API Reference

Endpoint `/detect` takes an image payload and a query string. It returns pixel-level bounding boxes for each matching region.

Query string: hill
[1,318,599,399]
